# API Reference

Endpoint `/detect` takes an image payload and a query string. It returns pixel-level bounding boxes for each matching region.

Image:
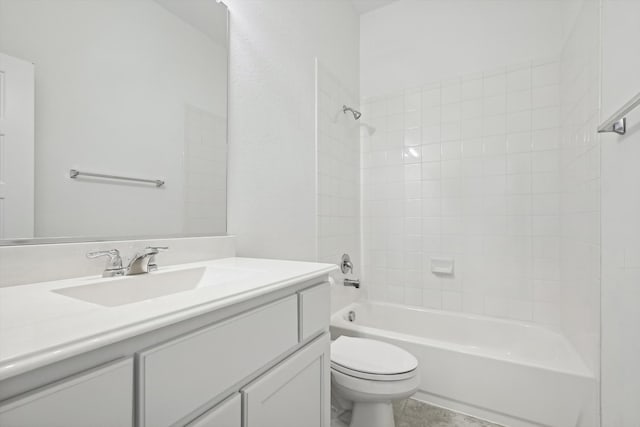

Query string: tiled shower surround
[361,60,564,325]
[317,63,360,277]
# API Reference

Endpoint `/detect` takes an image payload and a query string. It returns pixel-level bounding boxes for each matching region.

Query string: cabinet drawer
[299,282,330,341]
[139,295,298,427]
[187,394,241,427]
[0,358,133,427]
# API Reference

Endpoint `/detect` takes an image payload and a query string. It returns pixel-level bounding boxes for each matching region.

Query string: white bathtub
[330,301,595,427]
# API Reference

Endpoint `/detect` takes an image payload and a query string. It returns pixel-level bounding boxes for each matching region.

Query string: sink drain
[347,310,356,322]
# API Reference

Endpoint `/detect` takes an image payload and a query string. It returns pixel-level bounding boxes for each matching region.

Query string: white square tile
[532,62,559,87]
[507,68,532,92]
[461,118,483,140]
[422,289,442,308]
[422,106,441,126]
[422,88,441,108]
[532,128,560,151]
[442,83,461,105]
[462,293,485,314]
[483,135,507,155]
[532,107,559,130]
[403,146,422,163]
[422,162,441,180]
[483,114,507,136]
[405,91,422,112]
[507,153,531,174]
[422,217,441,234]
[441,122,461,141]
[461,99,483,119]
[531,151,558,172]
[388,113,404,131]
[462,139,484,158]
[405,110,421,129]
[422,199,441,216]
[507,132,532,153]
[532,172,559,193]
[421,144,441,162]
[422,125,441,144]
[403,287,423,306]
[442,291,463,311]
[388,95,404,115]
[532,194,559,215]
[483,94,507,116]
[462,79,483,100]
[483,73,506,96]
[404,163,422,181]
[441,141,462,160]
[532,85,559,108]
[441,104,461,123]
[404,128,422,146]
[507,90,532,112]
[507,111,532,133]
[483,156,507,176]
[441,160,462,178]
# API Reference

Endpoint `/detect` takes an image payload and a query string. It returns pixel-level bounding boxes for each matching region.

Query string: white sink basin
[53,267,208,307]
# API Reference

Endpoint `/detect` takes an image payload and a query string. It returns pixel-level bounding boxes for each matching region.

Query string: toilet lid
[331,336,418,376]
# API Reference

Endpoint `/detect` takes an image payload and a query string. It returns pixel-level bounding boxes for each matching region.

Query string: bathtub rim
[331,300,594,380]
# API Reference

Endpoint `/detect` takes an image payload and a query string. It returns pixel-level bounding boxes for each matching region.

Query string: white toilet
[331,336,420,427]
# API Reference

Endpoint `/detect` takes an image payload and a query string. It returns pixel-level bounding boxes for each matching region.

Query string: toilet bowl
[331,336,420,427]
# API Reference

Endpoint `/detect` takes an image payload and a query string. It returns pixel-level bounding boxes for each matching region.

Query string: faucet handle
[145,246,168,272]
[341,253,353,274]
[87,249,124,277]
[144,246,168,255]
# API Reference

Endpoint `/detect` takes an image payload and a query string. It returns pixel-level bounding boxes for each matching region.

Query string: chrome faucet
[344,278,360,289]
[87,249,125,277]
[126,246,168,275]
[341,254,353,274]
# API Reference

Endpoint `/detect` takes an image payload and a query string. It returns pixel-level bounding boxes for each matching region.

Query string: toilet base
[350,401,395,427]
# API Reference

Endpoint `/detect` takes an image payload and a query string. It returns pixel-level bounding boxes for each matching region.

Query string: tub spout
[344,278,360,289]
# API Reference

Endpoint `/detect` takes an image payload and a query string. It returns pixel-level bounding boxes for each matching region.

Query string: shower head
[343,105,362,120]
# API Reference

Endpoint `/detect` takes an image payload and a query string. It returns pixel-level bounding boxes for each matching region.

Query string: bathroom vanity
[0,258,336,427]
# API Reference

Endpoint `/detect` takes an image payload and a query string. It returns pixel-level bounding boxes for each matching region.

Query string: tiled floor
[331,398,505,427]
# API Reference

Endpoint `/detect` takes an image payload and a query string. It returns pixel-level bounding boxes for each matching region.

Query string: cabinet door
[298,282,330,341]
[139,295,298,427]
[187,394,241,427]
[0,358,133,427]
[242,333,330,427]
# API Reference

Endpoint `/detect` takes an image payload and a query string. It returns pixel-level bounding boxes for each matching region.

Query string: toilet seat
[331,362,417,381]
[331,336,418,381]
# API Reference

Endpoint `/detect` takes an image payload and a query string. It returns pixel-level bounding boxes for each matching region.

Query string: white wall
[0,0,227,238]
[226,0,359,261]
[600,0,640,425]
[360,0,564,98]
[558,0,601,424]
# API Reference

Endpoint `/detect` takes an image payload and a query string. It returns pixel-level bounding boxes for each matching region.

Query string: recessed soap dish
[431,257,454,275]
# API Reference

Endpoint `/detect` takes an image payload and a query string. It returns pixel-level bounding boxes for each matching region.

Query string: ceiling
[154,0,228,46]
[351,0,399,15]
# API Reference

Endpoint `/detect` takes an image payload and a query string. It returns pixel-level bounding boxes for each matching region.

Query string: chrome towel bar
[598,91,640,135]
[69,169,165,187]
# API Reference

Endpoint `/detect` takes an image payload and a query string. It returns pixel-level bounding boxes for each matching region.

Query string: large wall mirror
[0,0,228,244]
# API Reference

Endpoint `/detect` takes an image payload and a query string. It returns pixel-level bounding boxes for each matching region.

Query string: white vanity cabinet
[0,279,332,427]
[138,295,299,427]
[243,333,330,427]
[0,358,133,427]
[187,394,242,427]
